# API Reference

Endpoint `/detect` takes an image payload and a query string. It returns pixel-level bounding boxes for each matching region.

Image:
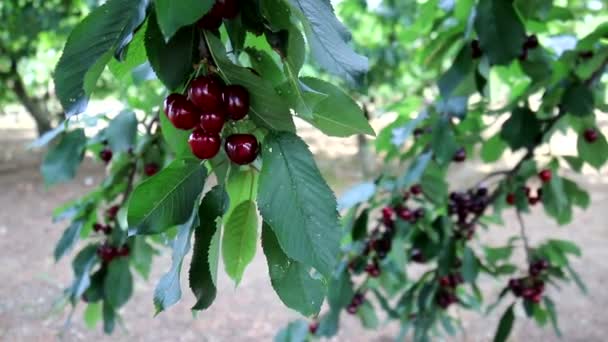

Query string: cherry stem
[516,209,532,263]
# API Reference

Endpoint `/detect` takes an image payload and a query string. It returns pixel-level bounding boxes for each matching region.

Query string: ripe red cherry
[93,223,104,233]
[453,148,466,162]
[346,304,358,314]
[583,128,598,143]
[188,75,225,112]
[223,85,250,120]
[524,35,539,49]
[439,275,451,288]
[97,244,115,263]
[308,321,319,334]
[506,193,515,205]
[188,130,221,160]
[144,163,159,176]
[106,205,119,220]
[397,208,413,221]
[197,12,222,30]
[365,263,381,277]
[166,94,199,130]
[116,245,130,257]
[213,0,239,19]
[224,134,259,165]
[100,148,113,163]
[200,111,225,134]
[410,184,422,195]
[538,169,552,183]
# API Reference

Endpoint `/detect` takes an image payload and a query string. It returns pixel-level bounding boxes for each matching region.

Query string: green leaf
[288,0,368,84]
[245,47,284,86]
[262,223,324,316]
[146,12,196,90]
[300,77,374,137]
[474,0,526,65]
[108,21,148,80]
[41,129,87,186]
[544,297,562,337]
[205,33,295,132]
[84,302,102,329]
[132,237,157,279]
[258,132,341,277]
[274,319,309,342]
[351,209,369,241]
[563,178,590,209]
[69,244,98,302]
[398,151,432,189]
[431,116,457,164]
[562,82,594,117]
[128,158,206,235]
[438,45,476,98]
[548,239,581,257]
[54,0,148,116]
[222,200,259,284]
[153,212,196,313]
[225,168,259,219]
[338,182,376,211]
[484,245,513,265]
[261,0,292,30]
[500,107,541,150]
[106,110,138,153]
[493,304,515,342]
[102,301,116,334]
[154,0,213,40]
[208,225,221,287]
[190,185,229,310]
[357,301,379,329]
[54,219,85,261]
[481,134,507,163]
[577,131,608,169]
[462,247,479,283]
[159,110,192,157]
[104,258,133,308]
[542,175,572,224]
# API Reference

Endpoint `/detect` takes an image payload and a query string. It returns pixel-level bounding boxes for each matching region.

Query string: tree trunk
[10,68,53,136]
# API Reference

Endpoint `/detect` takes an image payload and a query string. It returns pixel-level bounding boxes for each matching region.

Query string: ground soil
[0,124,607,342]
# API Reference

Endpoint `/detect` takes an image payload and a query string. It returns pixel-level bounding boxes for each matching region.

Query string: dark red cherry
[308,321,319,334]
[224,134,259,165]
[144,163,159,176]
[200,111,225,134]
[538,169,552,183]
[100,148,113,163]
[106,205,119,220]
[471,40,482,59]
[163,93,182,117]
[524,35,539,49]
[197,12,222,30]
[223,85,250,120]
[214,0,239,19]
[188,130,221,160]
[116,245,130,257]
[188,75,225,112]
[93,223,104,233]
[97,244,115,263]
[583,128,598,143]
[167,95,200,130]
[410,184,422,195]
[506,193,515,205]
[453,148,466,162]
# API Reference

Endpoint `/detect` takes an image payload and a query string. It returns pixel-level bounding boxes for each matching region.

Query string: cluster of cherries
[346,292,366,314]
[436,272,465,309]
[508,259,550,303]
[471,34,540,61]
[448,187,489,240]
[94,205,130,262]
[98,140,159,176]
[349,184,427,277]
[505,169,551,206]
[197,0,239,30]
[164,74,259,165]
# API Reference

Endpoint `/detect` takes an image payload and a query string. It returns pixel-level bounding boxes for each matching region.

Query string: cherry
[97,243,115,263]
[224,134,259,165]
[346,303,358,314]
[116,245,130,257]
[524,35,539,49]
[93,223,104,233]
[197,12,222,31]
[508,278,523,297]
[579,50,594,59]
[144,163,159,176]
[471,40,482,59]
[414,208,425,220]
[522,186,531,196]
[410,184,422,196]
[223,85,250,120]
[413,128,424,137]
[538,169,552,183]
[397,207,412,222]
[528,196,540,205]
[188,75,224,112]
[411,248,425,263]
[381,207,394,222]
[439,275,451,288]
[352,292,365,306]
[100,148,113,163]
[453,148,466,162]
[213,0,239,19]
[166,94,200,130]
[308,321,319,334]
[365,262,381,277]
[200,111,225,134]
[106,205,119,220]
[583,128,598,143]
[449,273,464,287]
[188,130,221,160]
[530,293,543,303]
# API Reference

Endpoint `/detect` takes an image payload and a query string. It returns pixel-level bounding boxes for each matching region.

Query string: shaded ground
[0,125,607,341]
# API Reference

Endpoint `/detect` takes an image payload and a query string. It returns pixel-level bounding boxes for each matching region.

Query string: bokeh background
[1,0,607,341]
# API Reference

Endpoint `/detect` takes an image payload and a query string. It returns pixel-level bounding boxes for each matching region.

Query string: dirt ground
[0,122,607,342]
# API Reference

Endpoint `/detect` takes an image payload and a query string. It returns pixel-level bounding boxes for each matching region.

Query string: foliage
[41,0,607,340]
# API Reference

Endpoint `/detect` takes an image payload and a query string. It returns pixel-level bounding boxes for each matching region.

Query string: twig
[515,210,531,262]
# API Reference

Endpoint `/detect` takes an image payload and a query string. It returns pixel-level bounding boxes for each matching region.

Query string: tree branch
[515,210,531,262]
